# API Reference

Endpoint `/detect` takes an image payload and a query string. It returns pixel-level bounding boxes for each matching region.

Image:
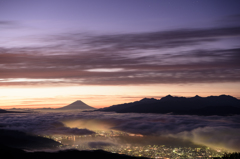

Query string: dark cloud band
[0,26,240,85]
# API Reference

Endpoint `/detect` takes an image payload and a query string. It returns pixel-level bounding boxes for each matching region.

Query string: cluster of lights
[44,130,229,159]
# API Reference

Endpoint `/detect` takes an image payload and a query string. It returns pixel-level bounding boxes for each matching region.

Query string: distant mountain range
[0,109,28,114]
[1,100,95,112]
[57,100,95,110]
[97,95,240,116]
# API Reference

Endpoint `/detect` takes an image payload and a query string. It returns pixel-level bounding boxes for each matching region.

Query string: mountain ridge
[96,95,240,115]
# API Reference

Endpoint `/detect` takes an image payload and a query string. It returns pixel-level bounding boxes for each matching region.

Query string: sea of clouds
[0,111,239,151]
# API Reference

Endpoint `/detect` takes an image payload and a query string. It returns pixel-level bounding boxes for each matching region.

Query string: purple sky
[0,0,240,108]
[1,0,240,34]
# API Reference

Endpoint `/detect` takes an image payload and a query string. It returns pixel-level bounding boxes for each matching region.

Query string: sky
[0,0,240,108]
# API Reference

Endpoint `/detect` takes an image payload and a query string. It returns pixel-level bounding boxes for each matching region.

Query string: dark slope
[57,100,95,110]
[97,95,240,115]
[0,129,60,150]
[176,106,240,116]
[0,129,148,159]
[0,109,8,113]
[0,146,149,159]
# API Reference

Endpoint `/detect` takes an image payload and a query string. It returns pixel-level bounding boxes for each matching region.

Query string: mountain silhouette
[97,95,240,116]
[0,109,28,114]
[0,129,60,150]
[0,129,148,159]
[0,145,149,159]
[0,109,8,113]
[57,100,95,110]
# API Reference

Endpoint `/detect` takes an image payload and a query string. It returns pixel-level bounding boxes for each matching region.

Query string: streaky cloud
[0,26,240,85]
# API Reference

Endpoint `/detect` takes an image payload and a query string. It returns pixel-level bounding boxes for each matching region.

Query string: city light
[44,130,228,159]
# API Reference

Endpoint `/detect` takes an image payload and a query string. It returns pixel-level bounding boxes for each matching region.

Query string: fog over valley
[0,110,240,152]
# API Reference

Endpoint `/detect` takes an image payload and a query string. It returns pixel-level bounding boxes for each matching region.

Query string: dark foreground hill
[0,129,148,159]
[97,95,240,116]
[57,100,95,110]
[0,129,60,150]
[0,146,149,159]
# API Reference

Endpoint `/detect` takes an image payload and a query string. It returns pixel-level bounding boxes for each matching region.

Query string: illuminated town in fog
[45,130,228,159]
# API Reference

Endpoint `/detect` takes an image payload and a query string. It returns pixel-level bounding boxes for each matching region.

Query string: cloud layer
[0,112,95,136]
[0,26,240,85]
[0,111,240,151]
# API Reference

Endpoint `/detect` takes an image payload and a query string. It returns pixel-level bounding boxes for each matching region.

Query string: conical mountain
[57,100,95,110]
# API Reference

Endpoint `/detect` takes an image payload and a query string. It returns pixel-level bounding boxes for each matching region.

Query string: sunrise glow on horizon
[1,0,240,109]
[1,82,240,109]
